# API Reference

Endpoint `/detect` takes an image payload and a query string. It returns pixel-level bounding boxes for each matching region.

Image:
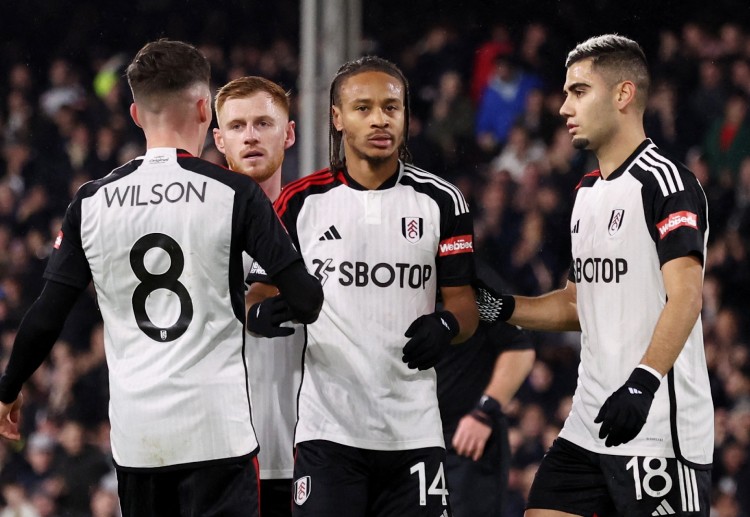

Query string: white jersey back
[244,255,303,479]
[44,148,302,469]
[560,140,713,467]
[274,162,474,451]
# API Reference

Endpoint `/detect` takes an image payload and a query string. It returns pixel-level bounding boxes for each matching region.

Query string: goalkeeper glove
[246,295,295,338]
[594,366,661,447]
[474,278,515,323]
[402,311,459,370]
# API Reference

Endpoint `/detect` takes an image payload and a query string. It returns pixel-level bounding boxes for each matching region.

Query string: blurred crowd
[0,15,749,517]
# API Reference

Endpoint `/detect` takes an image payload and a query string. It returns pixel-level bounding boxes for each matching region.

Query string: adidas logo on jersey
[571,219,579,234]
[628,387,643,395]
[319,225,342,241]
[652,499,676,515]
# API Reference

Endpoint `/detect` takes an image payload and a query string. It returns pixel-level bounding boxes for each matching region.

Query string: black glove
[402,311,459,370]
[595,367,661,447]
[246,295,295,338]
[474,278,515,323]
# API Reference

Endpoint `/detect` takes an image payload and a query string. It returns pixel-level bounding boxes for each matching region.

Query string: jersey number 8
[130,233,193,342]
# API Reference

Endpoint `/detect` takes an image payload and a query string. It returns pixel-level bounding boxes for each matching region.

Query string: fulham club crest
[294,476,311,505]
[402,217,423,244]
[608,209,624,236]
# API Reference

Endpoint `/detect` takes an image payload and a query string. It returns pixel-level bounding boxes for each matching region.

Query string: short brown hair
[215,76,291,118]
[126,39,210,105]
[566,34,650,110]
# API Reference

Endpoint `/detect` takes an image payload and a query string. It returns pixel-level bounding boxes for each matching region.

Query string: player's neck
[595,123,646,179]
[345,154,399,190]
[258,171,282,202]
[144,128,204,157]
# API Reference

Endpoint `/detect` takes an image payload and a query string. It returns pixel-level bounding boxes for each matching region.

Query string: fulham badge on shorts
[402,217,423,243]
[294,476,311,506]
[608,209,624,236]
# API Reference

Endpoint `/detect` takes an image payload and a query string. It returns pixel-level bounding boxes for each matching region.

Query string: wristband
[469,394,503,426]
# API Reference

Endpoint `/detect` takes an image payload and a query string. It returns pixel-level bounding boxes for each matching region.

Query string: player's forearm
[484,349,535,406]
[442,286,479,343]
[245,282,279,308]
[508,284,580,331]
[640,281,702,376]
[272,260,324,324]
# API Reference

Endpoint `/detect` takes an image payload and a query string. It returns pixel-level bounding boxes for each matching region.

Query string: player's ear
[129,103,142,128]
[197,96,211,124]
[212,128,225,154]
[616,81,636,110]
[284,120,296,150]
[332,105,344,131]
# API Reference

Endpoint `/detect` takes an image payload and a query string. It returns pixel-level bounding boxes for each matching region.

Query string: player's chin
[572,136,590,150]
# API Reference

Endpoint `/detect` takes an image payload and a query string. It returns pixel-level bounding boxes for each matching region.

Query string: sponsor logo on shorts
[294,476,311,505]
[438,235,473,256]
[656,211,698,239]
[652,499,676,515]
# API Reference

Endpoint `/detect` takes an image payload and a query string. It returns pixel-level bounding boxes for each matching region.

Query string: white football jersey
[44,148,302,469]
[244,255,303,479]
[560,140,713,468]
[274,162,474,451]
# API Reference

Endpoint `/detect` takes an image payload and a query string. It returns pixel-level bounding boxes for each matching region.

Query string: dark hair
[126,39,210,105]
[328,56,412,172]
[566,34,650,110]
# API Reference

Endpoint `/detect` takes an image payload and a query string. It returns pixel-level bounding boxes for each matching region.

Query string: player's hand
[452,414,493,461]
[474,279,515,323]
[0,393,23,441]
[246,295,295,338]
[595,367,661,447]
[402,311,458,370]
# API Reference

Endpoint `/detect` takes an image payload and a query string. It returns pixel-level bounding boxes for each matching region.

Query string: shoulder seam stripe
[644,149,685,191]
[274,176,336,217]
[645,153,678,193]
[275,170,334,205]
[402,165,468,215]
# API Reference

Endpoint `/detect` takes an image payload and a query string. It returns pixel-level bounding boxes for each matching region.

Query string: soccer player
[0,39,323,517]
[494,35,713,516]
[213,75,299,517]
[249,56,479,517]
[435,266,535,517]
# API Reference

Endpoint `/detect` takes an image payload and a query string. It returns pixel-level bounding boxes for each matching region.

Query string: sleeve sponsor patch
[248,261,267,276]
[438,235,473,256]
[54,230,63,249]
[656,211,698,239]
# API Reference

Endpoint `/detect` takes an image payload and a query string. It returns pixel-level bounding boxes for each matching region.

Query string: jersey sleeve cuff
[636,364,663,381]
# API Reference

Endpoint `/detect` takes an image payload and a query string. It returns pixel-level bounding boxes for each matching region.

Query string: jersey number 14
[410,461,448,506]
